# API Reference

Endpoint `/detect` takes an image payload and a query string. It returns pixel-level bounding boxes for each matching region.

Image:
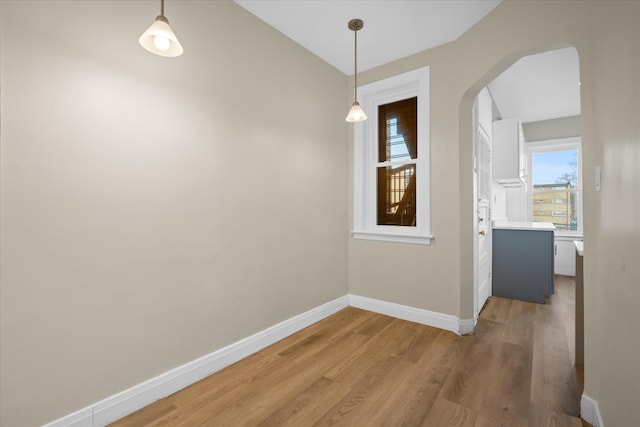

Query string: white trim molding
[350,230,434,245]
[581,393,605,427]
[43,296,350,427]
[458,318,477,335]
[45,294,476,426]
[352,66,432,245]
[349,294,474,336]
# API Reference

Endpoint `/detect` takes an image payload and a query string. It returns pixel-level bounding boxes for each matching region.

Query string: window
[528,137,582,235]
[352,67,431,244]
[377,98,417,227]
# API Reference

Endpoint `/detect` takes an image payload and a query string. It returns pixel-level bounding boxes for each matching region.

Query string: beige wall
[349,0,597,320]
[348,43,462,317]
[2,1,639,426]
[587,2,640,423]
[0,1,348,426]
[349,1,639,425]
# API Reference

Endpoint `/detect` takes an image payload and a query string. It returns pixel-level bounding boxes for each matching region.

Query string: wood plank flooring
[111,276,590,427]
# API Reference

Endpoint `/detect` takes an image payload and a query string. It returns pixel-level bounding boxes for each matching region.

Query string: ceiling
[234,0,501,75]
[234,1,580,124]
[488,47,581,123]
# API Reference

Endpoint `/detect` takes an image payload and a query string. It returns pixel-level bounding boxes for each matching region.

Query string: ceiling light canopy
[346,19,367,123]
[139,0,183,57]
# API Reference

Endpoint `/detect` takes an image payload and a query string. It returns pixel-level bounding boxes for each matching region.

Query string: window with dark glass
[376,97,418,226]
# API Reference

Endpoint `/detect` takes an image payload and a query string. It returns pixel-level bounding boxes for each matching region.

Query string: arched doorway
[463,45,584,365]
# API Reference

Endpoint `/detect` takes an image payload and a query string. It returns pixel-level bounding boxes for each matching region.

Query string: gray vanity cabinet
[492,228,555,303]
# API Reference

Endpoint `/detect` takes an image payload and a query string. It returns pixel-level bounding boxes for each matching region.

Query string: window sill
[351,230,433,245]
[554,233,584,240]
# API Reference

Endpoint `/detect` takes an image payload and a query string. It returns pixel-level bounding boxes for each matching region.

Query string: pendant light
[345,19,367,122]
[139,0,183,57]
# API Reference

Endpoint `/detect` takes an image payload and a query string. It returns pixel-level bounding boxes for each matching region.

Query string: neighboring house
[533,183,577,230]
[0,1,638,427]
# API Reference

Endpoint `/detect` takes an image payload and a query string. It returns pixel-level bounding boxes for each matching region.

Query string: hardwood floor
[111,276,590,427]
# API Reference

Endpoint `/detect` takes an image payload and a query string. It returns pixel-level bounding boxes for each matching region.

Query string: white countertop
[492,221,557,231]
[574,241,584,256]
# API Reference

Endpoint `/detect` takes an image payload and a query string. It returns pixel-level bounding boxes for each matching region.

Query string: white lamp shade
[139,16,183,57]
[345,102,367,122]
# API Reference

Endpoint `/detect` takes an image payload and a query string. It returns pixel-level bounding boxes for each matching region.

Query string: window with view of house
[529,138,582,234]
[352,67,431,245]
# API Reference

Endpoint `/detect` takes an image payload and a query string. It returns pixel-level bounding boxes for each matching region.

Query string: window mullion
[376,159,418,168]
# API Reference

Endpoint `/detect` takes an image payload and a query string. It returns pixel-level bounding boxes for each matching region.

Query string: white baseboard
[44,295,350,427]
[581,393,604,427]
[458,318,476,335]
[349,294,474,335]
[44,407,93,427]
[44,294,475,426]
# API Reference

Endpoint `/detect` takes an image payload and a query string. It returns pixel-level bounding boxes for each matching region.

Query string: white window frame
[527,137,583,237]
[352,66,431,245]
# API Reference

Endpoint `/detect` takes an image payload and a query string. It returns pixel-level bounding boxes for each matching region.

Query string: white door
[476,127,492,315]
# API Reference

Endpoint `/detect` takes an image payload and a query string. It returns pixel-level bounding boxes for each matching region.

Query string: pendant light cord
[345,19,366,122]
[160,0,165,16]
[354,28,358,102]
[348,19,363,103]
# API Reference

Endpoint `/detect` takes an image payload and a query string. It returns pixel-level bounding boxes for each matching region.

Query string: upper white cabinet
[492,118,526,187]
